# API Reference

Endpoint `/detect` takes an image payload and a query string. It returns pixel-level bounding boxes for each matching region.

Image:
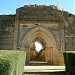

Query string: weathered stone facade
[0,5,75,66]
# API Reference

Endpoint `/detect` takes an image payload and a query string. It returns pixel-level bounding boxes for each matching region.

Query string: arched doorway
[30,37,46,62]
[20,27,59,65]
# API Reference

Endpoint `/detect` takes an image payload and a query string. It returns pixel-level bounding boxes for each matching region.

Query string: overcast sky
[0,0,74,15]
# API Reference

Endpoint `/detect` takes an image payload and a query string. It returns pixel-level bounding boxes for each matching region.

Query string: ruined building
[0,5,75,66]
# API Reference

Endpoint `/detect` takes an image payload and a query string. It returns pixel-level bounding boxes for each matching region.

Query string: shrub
[63,51,75,75]
[0,59,11,75]
[0,50,26,75]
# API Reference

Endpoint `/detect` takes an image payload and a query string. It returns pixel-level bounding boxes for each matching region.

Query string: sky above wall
[0,0,75,15]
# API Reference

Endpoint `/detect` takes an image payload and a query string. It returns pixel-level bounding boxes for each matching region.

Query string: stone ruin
[0,5,75,65]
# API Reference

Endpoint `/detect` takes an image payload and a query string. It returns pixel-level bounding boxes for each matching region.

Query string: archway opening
[34,41,43,52]
[30,40,46,62]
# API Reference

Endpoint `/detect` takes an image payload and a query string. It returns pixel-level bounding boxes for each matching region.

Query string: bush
[0,50,26,75]
[63,51,75,75]
[0,59,11,75]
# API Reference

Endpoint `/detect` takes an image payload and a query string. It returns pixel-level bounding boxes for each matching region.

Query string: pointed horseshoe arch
[20,27,61,65]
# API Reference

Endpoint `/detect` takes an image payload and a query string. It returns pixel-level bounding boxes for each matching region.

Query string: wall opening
[34,41,43,52]
[30,41,46,62]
